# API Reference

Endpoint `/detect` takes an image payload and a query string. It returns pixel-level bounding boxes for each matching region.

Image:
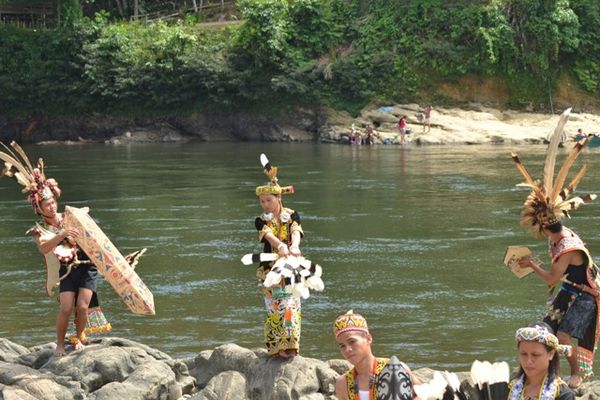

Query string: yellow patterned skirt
[263,287,301,355]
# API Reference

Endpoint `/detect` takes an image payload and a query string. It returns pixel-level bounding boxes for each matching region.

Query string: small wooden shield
[375,356,414,400]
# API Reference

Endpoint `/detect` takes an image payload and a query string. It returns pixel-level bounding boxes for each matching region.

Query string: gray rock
[186,350,213,388]
[17,343,57,369]
[190,371,248,400]
[326,359,350,375]
[3,335,600,400]
[0,339,29,363]
[0,361,42,385]
[0,385,40,400]
[89,360,179,400]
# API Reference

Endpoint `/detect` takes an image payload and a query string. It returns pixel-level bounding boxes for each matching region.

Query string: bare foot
[278,350,291,358]
[285,349,297,357]
[277,349,297,359]
[68,335,86,351]
[54,346,66,357]
[73,340,85,351]
[79,332,88,345]
[568,374,583,389]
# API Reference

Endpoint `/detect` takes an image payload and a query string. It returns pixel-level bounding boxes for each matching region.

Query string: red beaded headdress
[0,141,61,211]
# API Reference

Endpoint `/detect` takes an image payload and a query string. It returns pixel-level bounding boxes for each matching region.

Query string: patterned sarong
[263,287,301,355]
[546,228,600,378]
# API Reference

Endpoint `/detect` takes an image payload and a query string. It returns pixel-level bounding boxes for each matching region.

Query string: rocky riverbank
[1,336,600,400]
[2,104,599,145]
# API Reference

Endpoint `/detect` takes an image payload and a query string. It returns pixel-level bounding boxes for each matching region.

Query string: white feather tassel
[260,153,269,168]
[414,371,449,400]
[240,252,279,266]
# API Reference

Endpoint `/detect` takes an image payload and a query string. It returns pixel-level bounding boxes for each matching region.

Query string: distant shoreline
[2,104,599,145]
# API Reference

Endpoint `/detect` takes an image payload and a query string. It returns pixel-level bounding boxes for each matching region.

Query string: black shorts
[557,293,597,340]
[59,264,98,293]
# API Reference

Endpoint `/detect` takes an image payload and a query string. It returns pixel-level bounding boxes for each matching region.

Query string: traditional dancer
[254,154,303,358]
[0,142,112,357]
[509,323,574,400]
[333,310,419,400]
[511,109,599,387]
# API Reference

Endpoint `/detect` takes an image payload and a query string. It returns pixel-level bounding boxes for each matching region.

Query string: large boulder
[0,337,194,400]
[3,336,600,400]
[185,344,337,400]
[190,371,248,400]
[0,339,29,363]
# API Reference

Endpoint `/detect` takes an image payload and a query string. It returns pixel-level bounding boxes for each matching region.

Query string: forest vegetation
[1,0,599,117]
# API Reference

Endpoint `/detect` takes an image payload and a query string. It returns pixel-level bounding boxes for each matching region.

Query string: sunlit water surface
[1,142,599,373]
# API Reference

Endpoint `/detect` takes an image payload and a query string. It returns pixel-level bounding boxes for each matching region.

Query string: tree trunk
[113,0,124,18]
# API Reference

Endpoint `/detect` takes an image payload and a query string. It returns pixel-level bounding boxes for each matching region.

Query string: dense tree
[0,0,599,115]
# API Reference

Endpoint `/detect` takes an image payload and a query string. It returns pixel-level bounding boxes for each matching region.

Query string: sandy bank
[323,104,600,145]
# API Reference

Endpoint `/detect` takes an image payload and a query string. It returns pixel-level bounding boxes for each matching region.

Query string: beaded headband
[515,325,572,356]
[255,153,294,196]
[333,310,369,338]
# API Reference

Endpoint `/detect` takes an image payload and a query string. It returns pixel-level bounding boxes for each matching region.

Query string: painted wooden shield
[375,356,414,400]
[63,206,155,315]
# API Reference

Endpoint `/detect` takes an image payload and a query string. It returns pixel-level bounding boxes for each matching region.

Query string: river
[0,142,598,372]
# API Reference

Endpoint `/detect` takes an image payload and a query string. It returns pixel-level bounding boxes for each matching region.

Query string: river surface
[0,142,599,372]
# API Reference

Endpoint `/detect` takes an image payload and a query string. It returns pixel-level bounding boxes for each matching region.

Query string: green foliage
[571,0,600,95]
[233,0,291,70]
[57,0,84,27]
[0,25,87,113]
[81,21,232,111]
[1,0,600,116]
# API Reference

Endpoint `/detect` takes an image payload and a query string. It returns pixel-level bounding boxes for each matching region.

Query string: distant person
[364,125,375,145]
[398,115,408,144]
[422,105,432,133]
[350,123,362,145]
[333,310,419,400]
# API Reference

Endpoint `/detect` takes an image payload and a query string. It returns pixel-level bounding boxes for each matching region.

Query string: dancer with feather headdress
[0,142,112,357]
[251,153,306,358]
[511,108,599,388]
[0,142,145,357]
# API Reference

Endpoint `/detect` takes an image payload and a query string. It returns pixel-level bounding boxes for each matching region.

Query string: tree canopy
[1,0,599,115]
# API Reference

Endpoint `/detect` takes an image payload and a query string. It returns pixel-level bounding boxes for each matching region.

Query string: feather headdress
[255,153,295,196]
[0,141,61,210]
[511,108,596,237]
[414,370,468,400]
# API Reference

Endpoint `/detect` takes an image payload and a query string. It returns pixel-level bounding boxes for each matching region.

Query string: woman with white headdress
[509,323,574,400]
